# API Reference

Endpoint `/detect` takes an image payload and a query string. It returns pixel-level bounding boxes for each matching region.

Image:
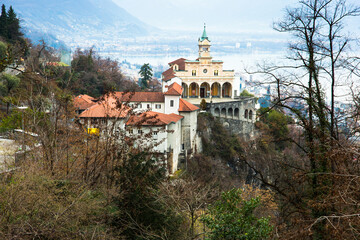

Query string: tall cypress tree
[7,6,22,43]
[0,4,7,39]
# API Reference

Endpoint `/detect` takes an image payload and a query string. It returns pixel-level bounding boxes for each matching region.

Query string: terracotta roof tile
[168,58,187,70]
[79,97,129,118]
[126,111,183,126]
[115,92,164,102]
[164,82,183,96]
[73,94,96,110]
[179,99,199,112]
[162,68,176,81]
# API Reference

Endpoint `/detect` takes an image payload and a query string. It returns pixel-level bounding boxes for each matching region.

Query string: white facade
[130,101,165,113]
[164,95,180,115]
[180,110,198,153]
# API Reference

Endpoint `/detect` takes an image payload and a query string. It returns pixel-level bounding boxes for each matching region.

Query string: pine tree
[0,4,7,39]
[7,6,22,43]
[139,63,152,89]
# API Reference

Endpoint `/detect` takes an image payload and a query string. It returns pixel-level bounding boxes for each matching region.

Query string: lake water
[99,51,285,73]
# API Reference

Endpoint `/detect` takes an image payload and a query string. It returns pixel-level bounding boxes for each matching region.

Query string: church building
[162,25,240,103]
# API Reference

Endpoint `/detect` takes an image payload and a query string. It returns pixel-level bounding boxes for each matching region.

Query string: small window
[182,144,185,150]
[153,131,158,136]
[138,103,142,108]
[202,47,208,51]
[155,104,161,109]
[170,100,174,107]
[192,70,196,76]
[147,104,150,109]
[214,70,218,76]
[138,129,143,134]
[127,129,133,134]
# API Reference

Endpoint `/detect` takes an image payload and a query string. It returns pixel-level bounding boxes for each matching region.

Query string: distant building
[258,85,271,108]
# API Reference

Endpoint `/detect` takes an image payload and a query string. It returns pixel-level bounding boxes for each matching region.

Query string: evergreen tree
[0,4,7,39]
[7,6,23,43]
[139,63,152,89]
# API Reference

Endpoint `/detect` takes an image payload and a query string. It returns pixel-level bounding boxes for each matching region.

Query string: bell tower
[198,24,212,64]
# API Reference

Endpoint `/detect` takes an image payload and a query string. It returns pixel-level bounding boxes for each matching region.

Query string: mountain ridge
[2,0,158,48]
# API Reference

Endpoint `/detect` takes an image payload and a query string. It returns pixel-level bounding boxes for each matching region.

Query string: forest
[0,0,360,239]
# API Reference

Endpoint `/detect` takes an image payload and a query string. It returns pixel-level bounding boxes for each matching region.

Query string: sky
[112,0,297,33]
[113,0,360,36]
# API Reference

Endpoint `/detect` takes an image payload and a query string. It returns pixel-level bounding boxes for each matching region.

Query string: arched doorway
[211,82,221,98]
[189,82,199,98]
[222,82,232,98]
[200,82,210,98]
[182,83,188,98]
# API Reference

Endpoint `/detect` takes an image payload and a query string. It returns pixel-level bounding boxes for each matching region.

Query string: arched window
[228,108,233,119]
[221,108,227,118]
[234,108,239,119]
[244,109,248,119]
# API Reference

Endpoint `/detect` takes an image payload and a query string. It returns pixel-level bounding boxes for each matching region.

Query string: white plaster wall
[180,110,198,151]
[167,120,182,173]
[128,126,168,152]
[164,95,180,115]
[233,76,240,98]
[130,101,165,114]
[83,118,126,132]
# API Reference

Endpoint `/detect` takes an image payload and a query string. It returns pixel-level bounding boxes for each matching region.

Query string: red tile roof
[126,111,183,126]
[168,58,187,70]
[162,68,176,81]
[179,99,200,112]
[79,96,129,118]
[164,82,183,96]
[73,94,96,110]
[115,92,164,102]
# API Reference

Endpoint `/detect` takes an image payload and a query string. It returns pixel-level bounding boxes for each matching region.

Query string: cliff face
[196,112,266,187]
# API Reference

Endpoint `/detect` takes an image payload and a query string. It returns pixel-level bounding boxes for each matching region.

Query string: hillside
[2,0,157,47]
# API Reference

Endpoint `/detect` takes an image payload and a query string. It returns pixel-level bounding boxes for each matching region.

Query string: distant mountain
[3,0,157,48]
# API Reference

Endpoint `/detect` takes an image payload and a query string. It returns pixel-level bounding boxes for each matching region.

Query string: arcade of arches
[182,82,232,98]
[214,107,254,121]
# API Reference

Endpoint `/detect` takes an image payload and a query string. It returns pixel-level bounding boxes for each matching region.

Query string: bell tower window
[192,70,196,76]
